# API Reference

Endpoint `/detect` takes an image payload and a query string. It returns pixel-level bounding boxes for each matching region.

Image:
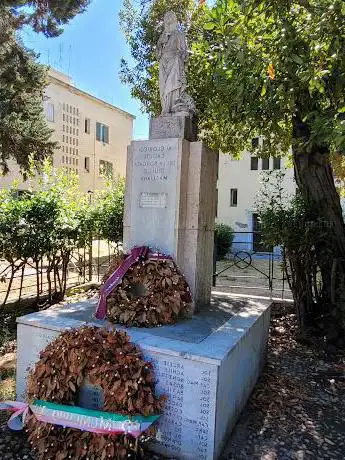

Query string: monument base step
[16,291,271,460]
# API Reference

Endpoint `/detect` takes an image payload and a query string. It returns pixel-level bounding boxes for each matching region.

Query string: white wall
[217,151,296,252]
[0,69,134,194]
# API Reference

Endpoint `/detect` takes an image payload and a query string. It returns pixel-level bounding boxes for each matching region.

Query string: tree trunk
[293,118,345,330]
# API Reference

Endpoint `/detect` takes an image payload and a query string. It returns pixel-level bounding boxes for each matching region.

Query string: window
[62,156,65,163]
[262,158,270,170]
[44,102,55,122]
[99,160,113,177]
[85,118,91,134]
[84,157,90,172]
[273,158,281,170]
[96,122,109,144]
[250,157,259,170]
[230,188,238,207]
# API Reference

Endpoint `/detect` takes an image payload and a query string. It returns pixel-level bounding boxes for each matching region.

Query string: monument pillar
[123,116,218,311]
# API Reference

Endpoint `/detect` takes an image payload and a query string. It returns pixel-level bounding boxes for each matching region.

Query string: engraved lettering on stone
[145,353,217,459]
[140,193,168,209]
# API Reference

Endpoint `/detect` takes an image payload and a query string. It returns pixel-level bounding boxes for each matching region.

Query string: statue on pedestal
[157,11,196,116]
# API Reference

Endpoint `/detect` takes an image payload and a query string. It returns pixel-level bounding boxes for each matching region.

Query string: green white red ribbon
[0,400,161,437]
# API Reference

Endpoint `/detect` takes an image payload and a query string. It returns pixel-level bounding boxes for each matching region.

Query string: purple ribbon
[95,246,171,320]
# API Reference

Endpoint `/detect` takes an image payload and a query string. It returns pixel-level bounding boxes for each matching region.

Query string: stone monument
[15,10,272,460]
[124,11,218,311]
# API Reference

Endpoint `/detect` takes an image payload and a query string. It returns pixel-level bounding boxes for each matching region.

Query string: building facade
[217,151,296,253]
[0,69,134,193]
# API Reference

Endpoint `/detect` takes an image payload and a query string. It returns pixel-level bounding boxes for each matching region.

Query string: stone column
[124,115,218,311]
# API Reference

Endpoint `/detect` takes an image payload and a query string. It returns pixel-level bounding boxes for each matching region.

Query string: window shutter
[96,122,101,141]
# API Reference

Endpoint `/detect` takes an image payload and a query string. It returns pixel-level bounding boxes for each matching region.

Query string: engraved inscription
[145,353,217,460]
[140,192,168,209]
[134,143,177,183]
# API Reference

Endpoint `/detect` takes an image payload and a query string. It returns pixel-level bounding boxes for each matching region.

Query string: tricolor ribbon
[0,400,161,437]
[95,246,171,320]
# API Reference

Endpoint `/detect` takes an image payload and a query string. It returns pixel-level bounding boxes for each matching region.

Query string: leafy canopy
[0,28,57,173]
[0,1,90,172]
[3,0,90,36]
[121,0,345,157]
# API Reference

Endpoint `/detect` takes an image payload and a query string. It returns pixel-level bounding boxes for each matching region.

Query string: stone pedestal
[16,293,271,460]
[124,120,218,311]
[149,115,198,142]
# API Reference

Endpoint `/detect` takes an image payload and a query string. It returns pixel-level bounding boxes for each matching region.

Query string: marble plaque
[139,192,168,209]
[146,352,217,460]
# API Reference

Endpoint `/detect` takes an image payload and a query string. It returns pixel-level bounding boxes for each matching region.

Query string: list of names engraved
[146,352,217,460]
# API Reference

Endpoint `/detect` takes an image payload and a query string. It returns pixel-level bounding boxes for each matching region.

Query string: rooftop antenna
[68,44,72,76]
[59,43,63,71]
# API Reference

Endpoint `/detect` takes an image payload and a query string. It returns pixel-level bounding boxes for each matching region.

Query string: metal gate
[213,231,292,300]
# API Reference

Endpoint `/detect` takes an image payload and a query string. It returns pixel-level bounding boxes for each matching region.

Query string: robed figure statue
[157,11,195,116]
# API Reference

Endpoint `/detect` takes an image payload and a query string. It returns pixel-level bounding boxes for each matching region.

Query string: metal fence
[1,231,292,308]
[213,231,293,300]
[0,239,121,307]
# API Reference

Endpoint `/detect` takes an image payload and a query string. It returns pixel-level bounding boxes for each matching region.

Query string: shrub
[215,223,234,260]
[91,177,125,243]
[0,161,125,307]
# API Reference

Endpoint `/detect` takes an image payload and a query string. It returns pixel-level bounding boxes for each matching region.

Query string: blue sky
[22,0,149,140]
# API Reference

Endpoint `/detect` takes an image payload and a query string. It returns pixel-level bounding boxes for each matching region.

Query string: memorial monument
[124,11,217,310]
[15,11,272,460]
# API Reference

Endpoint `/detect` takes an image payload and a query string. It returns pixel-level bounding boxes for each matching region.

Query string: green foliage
[215,223,234,260]
[121,0,345,159]
[0,1,89,173]
[257,171,341,331]
[0,161,124,305]
[0,21,56,174]
[91,178,125,243]
[4,1,90,37]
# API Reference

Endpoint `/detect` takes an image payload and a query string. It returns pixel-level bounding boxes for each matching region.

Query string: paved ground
[1,301,344,459]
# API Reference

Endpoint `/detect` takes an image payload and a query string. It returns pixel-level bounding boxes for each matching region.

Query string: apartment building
[217,150,296,252]
[0,69,134,193]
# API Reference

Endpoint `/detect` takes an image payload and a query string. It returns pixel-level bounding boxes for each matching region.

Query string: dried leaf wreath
[26,326,166,460]
[103,256,193,327]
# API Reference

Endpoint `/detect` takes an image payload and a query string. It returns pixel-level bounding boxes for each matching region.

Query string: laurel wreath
[104,257,193,327]
[25,327,165,460]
